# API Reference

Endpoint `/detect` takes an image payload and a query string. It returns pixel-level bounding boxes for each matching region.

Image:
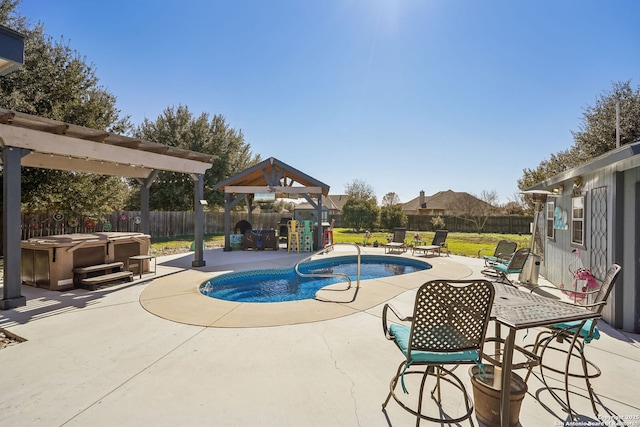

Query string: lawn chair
[383,228,407,254]
[525,264,622,418]
[480,239,517,276]
[483,247,530,286]
[382,279,495,426]
[411,230,449,257]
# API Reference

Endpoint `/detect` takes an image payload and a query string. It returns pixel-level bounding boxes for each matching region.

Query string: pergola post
[192,173,206,267]
[137,170,158,235]
[1,146,28,309]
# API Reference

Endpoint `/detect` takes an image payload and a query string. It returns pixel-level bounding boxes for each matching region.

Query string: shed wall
[541,164,639,331]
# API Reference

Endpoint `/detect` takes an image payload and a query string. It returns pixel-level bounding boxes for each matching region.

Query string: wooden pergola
[0,109,215,309]
[213,157,330,251]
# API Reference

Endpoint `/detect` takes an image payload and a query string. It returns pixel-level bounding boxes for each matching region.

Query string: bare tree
[381,192,401,207]
[502,192,527,215]
[455,192,497,233]
[479,190,499,206]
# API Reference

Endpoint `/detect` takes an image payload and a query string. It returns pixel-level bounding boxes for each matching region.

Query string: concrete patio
[1,246,639,426]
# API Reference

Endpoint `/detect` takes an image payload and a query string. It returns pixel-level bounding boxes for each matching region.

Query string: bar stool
[287,219,300,252]
[323,219,335,248]
[301,220,313,252]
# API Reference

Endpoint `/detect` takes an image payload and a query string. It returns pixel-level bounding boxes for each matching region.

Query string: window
[571,196,585,246]
[546,200,555,240]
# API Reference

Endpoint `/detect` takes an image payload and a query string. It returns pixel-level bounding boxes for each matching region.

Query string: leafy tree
[573,80,640,159]
[342,197,379,232]
[341,179,379,231]
[129,105,260,210]
[430,216,446,231]
[380,204,406,230]
[21,170,128,219]
[274,199,296,213]
[0,0,132,216]
[345,179,376,200]
[518,80,640,209]
[0,1,130,130]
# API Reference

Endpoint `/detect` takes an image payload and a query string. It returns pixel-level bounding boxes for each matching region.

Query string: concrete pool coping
[139,245,473,328]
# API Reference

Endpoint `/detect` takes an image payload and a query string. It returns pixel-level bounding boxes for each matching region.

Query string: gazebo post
[223,193,246,252]
[316,194,324,249]
[246,194,253,225]
[223,193,232,251]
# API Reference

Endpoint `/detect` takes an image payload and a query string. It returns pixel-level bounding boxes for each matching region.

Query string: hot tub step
[79,271,134,290]
[73,262,124,275]
[73,262,127,287]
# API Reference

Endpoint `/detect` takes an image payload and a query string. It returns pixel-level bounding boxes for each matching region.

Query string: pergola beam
[22,152,152,178]
[0,125,212,175]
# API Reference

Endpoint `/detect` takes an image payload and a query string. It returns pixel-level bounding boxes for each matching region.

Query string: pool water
[200,255,431,303]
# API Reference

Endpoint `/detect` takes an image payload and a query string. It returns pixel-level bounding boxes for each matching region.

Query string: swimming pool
[199,254,431,303]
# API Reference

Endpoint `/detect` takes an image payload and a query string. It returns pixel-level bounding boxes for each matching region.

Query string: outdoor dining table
[489,282,601,427]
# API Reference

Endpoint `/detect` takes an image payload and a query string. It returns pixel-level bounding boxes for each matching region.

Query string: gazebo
[213,157,330,251]
[0,109,215,309]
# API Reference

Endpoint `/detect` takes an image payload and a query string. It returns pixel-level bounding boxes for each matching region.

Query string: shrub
[431,216,446,231]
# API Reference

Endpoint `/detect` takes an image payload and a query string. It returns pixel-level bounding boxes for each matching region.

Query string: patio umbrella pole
[530,200,542,253]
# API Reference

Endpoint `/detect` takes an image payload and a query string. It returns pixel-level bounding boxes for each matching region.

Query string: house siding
[622,170,640,332]
[539,158,640,332]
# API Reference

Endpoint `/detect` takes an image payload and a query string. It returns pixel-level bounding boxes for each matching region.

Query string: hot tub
[21,232,150,290]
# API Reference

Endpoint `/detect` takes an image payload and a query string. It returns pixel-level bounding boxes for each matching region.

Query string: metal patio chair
[483,247,530,287]
[525,263,622,418]
[479,239,517,276]
[412,230,449,257]
[382,279,495,426]
[383,227,407,254]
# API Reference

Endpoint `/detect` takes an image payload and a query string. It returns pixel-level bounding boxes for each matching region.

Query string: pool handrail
[294,243,362,303]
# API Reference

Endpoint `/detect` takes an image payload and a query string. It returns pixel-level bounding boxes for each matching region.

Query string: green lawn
[150,229,532,258]
[332,229,531,257]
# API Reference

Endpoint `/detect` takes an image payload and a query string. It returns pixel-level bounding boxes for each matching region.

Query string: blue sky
[16,0,640,204]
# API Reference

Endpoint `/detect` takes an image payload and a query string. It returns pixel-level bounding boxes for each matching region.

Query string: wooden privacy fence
[18,211,286,240]
[404,215,533,234]
[16,211,533,241]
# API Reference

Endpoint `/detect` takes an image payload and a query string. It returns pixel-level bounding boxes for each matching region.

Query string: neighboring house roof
[403,190,492,213]
[297,194,348,211]
[325,194,348,211]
